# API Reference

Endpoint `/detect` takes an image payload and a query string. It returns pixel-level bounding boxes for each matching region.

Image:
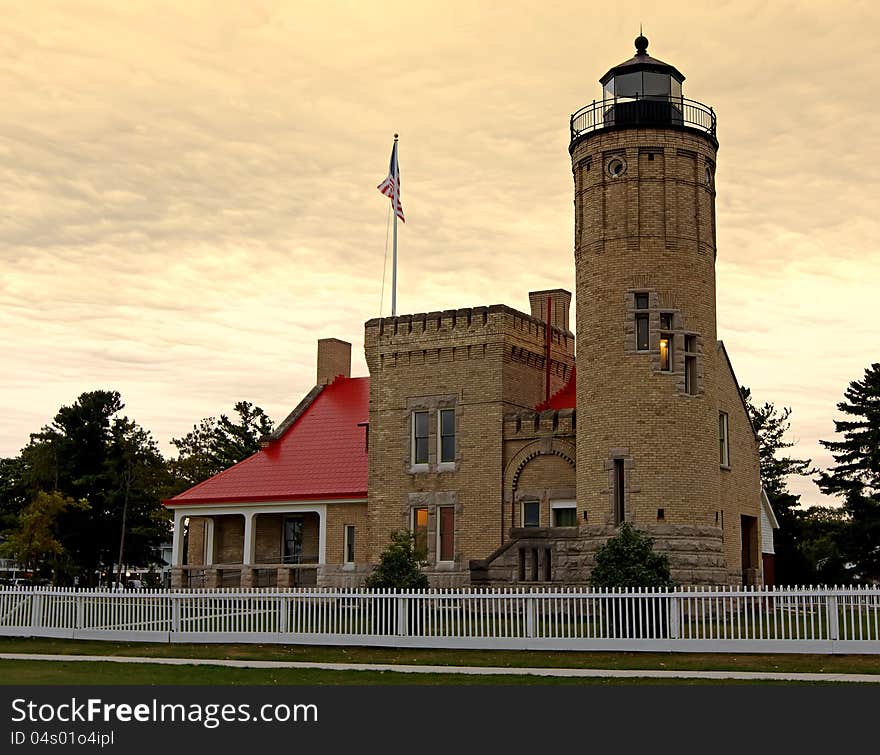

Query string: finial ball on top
[635,34,649,55]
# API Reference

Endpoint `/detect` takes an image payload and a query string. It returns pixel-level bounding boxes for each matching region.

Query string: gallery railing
[570,95,716,144]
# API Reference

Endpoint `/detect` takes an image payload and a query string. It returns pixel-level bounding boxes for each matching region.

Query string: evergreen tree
[590,523,674,588]
[364,530,429,590]
[818,363,880,582]
[740,386,824,583]
[169,401,274,489]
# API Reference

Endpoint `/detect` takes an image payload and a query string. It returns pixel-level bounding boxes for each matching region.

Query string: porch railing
[0,585,877,653]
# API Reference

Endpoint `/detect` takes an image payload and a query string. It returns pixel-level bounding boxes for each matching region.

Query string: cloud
[1,2,878,512]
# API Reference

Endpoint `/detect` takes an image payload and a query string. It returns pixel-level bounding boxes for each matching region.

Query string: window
[412,411,429,465]
[412,507,428,557]
[438,408,455,464]
[659,313,673,371]
[344,525,355,564]
[522,500,540,528]
[552,501,577,527]
[659,333,672,371]
[613,459,625,525]
[636,314,649,351]
[282,516,304,564]
[719,411,730,467]
[635,293,650,351]
[438,506,455,562]
[684,335,697,395]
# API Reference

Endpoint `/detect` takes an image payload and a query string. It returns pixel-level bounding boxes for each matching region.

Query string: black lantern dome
[569,35,716,149]
[600,35,684,102]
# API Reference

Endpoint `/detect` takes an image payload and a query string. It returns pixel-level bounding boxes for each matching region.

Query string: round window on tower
[607,157,627,178]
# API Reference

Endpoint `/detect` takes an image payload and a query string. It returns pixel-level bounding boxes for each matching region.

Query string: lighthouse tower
[570,36,762,584]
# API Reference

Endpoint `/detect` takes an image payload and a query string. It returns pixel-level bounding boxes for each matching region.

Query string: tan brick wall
[363,306,575,580]
[325,503,368,564]
[254,514,282,563]
[185,517,206,566]
[214,514,244,564]
[571,126,761,582]
[316,338,351,385]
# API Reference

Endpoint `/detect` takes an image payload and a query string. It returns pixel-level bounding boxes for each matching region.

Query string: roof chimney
[316,338,351,385]
[528,289,572,332]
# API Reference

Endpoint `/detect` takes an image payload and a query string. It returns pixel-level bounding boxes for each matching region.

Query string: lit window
[412,507,428,557]
[412,411,429,465]
[719,411,730,467]
[438,506,454,561]
[439,408,455,464]
[552,501,577,527]
[659,334,672,371]
[522,500,540,527]
[344,525,355,564]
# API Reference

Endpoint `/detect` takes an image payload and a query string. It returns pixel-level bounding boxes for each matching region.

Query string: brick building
[166,37,775,589]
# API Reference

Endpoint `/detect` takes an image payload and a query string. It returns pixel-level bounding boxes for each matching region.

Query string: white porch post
[204,518,215,566]
[171,510,185,567]
[318,506,327,564]
[243,512,256,566]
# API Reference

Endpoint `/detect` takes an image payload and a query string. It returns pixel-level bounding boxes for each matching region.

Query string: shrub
[590,523,675,588]
[364,530,429,590]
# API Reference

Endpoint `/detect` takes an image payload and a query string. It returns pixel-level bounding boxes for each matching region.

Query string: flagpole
[391,133,399,317]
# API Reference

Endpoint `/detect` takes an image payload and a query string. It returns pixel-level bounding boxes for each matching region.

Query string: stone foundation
[470,524,730,586]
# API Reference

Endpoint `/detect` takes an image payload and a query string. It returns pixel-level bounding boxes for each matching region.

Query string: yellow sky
[1,1,878,508]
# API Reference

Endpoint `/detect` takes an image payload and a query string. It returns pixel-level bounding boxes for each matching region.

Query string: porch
[169,503,327,588]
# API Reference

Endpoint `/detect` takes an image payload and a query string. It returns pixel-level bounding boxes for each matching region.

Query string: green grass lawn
[0,636,878,675]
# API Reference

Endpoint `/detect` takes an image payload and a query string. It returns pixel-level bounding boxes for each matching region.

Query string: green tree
[0,491,88,582]
[169,401,274,490]
[590,523,674,588]
[818,363,880,583]
[364,530,429,590]
[740,386,826,583]
[5,391,171,585]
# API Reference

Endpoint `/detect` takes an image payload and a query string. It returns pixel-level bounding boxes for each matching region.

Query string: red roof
[165,376,369,506]
[536,367,576,411]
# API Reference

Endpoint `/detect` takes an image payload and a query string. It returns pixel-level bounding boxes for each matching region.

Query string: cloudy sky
[1,1,877,508]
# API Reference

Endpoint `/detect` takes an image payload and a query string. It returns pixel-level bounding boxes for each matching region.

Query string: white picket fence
[1,585,878,653]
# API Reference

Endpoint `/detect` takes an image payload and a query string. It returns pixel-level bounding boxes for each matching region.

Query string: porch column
[171,509,185,589]
[171,510,185,566]
[204,518,215,566]
[318,508,327,565]
[242,512,256,587]
[243,512,256,564]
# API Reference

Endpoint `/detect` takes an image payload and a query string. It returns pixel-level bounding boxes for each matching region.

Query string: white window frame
[437,408,456,469]
[521,500,541,528]
[550,500,577,527]
[436,505,455,563]
[719,411,730,468]
[343,524,355,564]
[411,410,429,470]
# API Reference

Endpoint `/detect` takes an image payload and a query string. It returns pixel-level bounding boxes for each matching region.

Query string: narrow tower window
[344,525,355,564]
[613,459,625,525]
[719,411,730,467]
[684,335,698,395]
[635,293,649,351]
[659,313,673,372]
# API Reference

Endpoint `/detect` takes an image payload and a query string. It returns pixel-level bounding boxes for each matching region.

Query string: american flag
[377,139,405,222]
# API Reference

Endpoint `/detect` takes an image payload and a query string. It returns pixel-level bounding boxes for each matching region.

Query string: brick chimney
[316,338,351,385]
[528,289,572,332]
